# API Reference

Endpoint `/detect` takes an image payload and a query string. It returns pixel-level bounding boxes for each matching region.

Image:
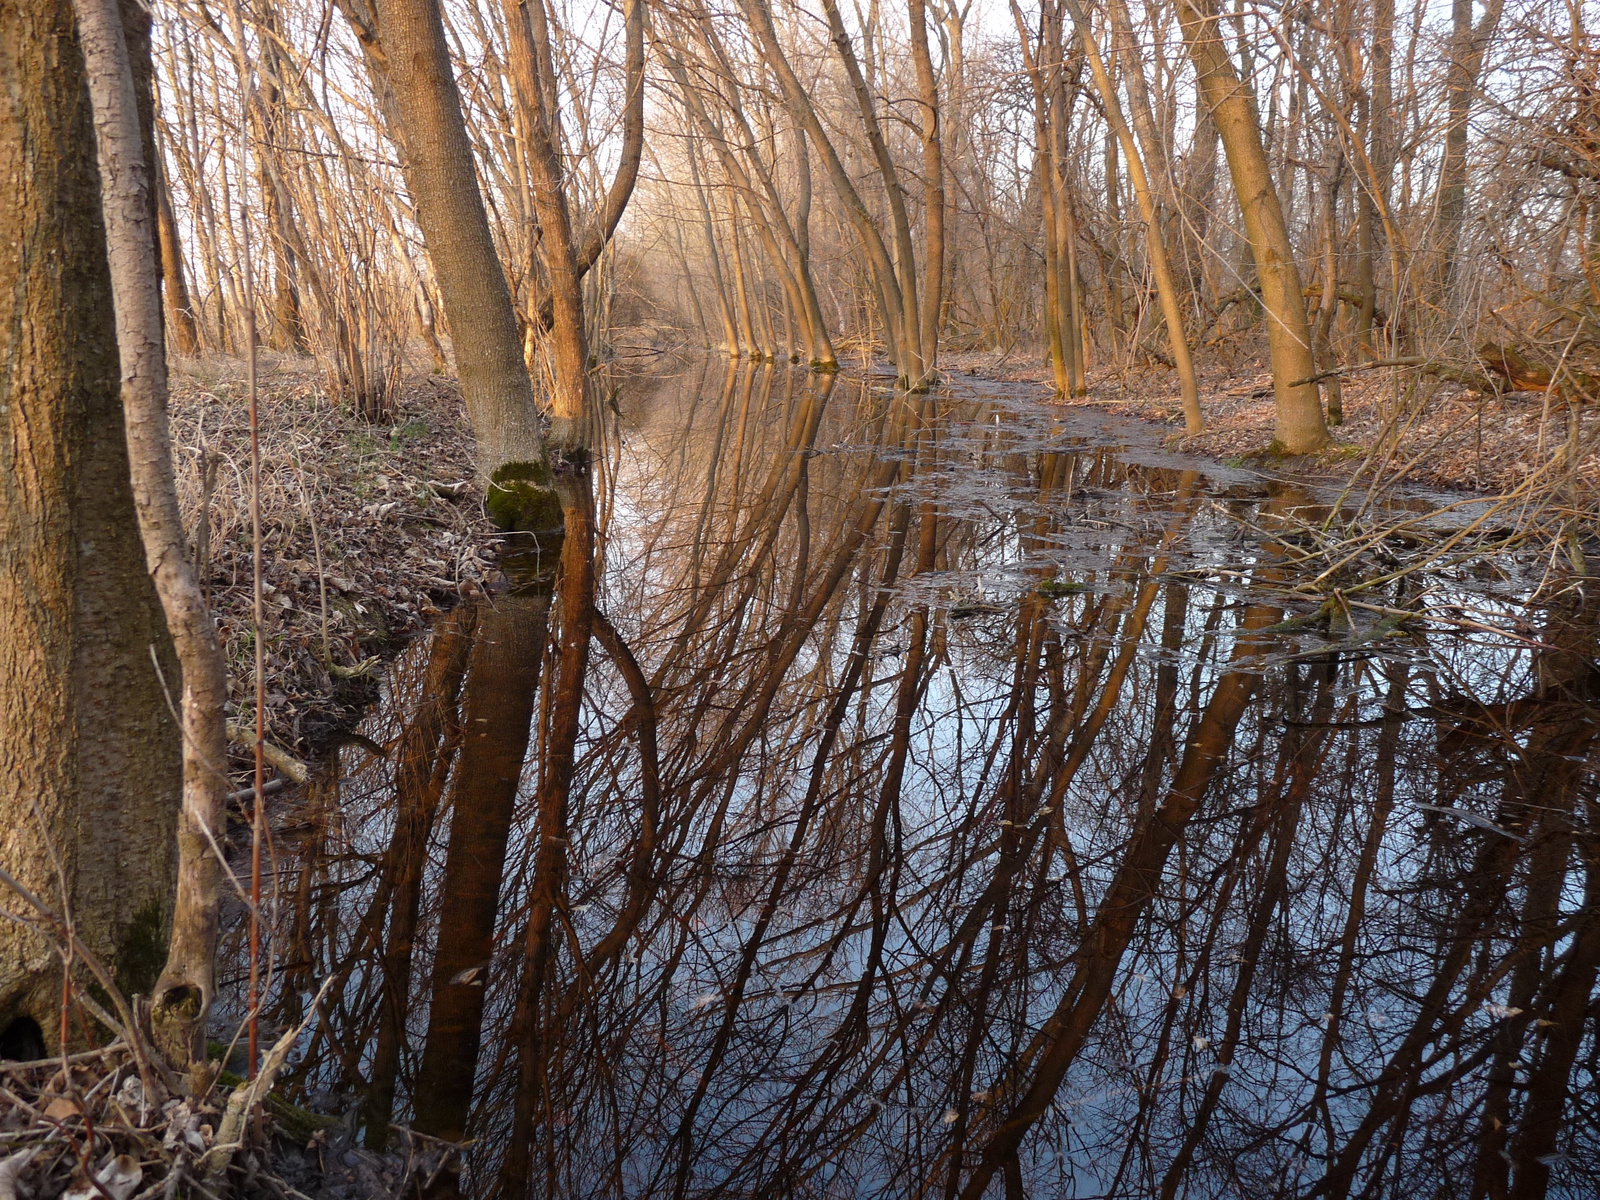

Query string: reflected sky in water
[226,358,1600,1200]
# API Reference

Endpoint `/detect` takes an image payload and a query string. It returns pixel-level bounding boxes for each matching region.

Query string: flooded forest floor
[176,345,1599,761]
[962,349,1600,495]
[131,349,1600,1199]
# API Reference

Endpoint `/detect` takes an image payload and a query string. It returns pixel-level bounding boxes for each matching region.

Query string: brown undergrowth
[0,1041,456,1200]
[170,354,501,755]
[959,350,1600,502]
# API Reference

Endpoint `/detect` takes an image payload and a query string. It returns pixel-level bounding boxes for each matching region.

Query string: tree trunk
[1355,0,1391,354]
[1063,0,1202,430]
[153,153,201,357]
[1176,0,1329,452]
[908,0,945,383]
[501,0,594,453]
[1436,0,1504,290]
[0,0,181,1053]
[71,0,233,1064]
[337,0,558,525]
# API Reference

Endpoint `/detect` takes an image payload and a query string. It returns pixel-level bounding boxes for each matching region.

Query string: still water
[228,359,1600,1198]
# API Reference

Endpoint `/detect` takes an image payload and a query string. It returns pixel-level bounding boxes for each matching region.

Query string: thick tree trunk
[1176,0,1329,452]
[337,0,558,525]
[0,0,181,1052]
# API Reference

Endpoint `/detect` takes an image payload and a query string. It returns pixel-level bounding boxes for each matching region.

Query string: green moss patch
[488,460,564,533]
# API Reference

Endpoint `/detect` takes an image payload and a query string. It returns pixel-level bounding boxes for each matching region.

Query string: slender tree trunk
[1314,142,1344,424]
[1175,0,1328,452]
[71,0,232,1063]
[153,152,201,356]
[1436,0,1504,290]
[688,144,740,356]
[1355,0,1391,354]
[1064,0,1203,431]
[908,0,944,383]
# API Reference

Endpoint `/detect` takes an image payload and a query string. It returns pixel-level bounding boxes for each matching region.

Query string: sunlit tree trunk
[153,151,200,357]
[1062,0,1202,430]
[908,0,944,382]
[1175,0,1328,452]
[736,0,911,377]
[500,0,593,452]
[336,0,557,523]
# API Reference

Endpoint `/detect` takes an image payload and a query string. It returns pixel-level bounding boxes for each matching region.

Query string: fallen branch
[225,722,308,784]
[201,976,334,1183]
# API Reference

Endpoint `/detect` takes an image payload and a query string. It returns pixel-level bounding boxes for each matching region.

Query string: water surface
[230,359,1600,1199]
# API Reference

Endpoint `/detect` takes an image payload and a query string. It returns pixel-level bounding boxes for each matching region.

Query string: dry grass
[170,354,500,753]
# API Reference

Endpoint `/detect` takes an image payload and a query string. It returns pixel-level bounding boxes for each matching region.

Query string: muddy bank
[955,349,1600,500]
[171,355,501,754]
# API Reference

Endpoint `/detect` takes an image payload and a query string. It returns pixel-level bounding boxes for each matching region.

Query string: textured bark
[72,0,232,1063]
[0,0,180,1049]
[338,0,551,488]
[1176,0,1329,452]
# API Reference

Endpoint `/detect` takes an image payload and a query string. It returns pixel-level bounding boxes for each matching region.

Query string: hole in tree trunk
[0,1016,46,1062]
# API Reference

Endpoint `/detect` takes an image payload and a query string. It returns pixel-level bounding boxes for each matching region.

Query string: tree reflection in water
[233,359,1600,1199]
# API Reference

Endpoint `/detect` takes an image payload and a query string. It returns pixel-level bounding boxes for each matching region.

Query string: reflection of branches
[240,369,1600,1197]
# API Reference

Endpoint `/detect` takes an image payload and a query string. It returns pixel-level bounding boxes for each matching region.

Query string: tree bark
[500,0,597,453]
[1176,0,1329,452]
[337,0,558,523]
[70,0,232,1064]
[0,0,185,1054]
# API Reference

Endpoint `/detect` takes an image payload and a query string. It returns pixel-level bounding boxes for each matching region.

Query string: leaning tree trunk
[71,0,233,1065]
[1063,0,1203,431]
[0,0,181,1055]
[337,0,559,529]
[1176,0,1329,453]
